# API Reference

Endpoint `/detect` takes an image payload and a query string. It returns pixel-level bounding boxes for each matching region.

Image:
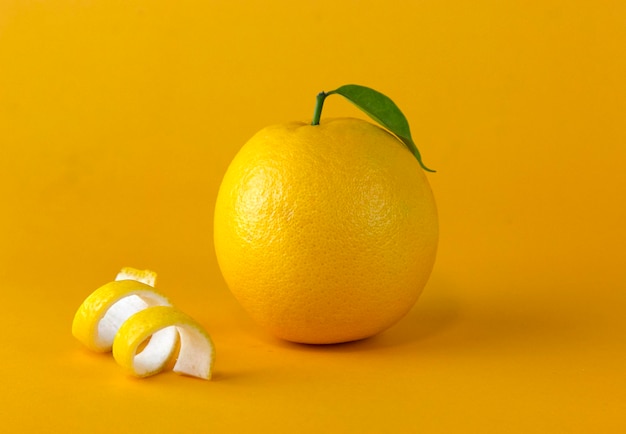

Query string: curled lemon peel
[115,267,157,287]
[113,306,215,380]
[71,279,172,352]
[72,267,215,380]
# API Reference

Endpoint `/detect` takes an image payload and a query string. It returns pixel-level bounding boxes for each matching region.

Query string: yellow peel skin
[115,267,157,287]
[214,118,439,344]
[71,280,172,352]
[72,269,216,380]
[112,306,216,380]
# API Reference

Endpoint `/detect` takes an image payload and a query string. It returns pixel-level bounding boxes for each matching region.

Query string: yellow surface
[1,0,625,432]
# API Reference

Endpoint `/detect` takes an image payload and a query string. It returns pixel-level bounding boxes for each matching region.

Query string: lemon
[214,117,438,344]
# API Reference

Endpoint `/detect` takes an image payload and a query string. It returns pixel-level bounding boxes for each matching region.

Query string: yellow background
[1,0,625,432]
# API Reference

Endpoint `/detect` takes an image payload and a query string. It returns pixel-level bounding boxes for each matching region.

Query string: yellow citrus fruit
[214,117,438,344]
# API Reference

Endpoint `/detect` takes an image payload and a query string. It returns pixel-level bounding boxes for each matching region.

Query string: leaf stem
[311,91,327,126]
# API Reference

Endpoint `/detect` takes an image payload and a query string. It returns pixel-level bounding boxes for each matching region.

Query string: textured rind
[214,118,439,344]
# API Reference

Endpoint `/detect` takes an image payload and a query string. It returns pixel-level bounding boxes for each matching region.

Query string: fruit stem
[311,91,327,126]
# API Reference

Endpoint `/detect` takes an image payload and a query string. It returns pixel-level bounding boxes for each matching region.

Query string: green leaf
[327,84,435,172]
